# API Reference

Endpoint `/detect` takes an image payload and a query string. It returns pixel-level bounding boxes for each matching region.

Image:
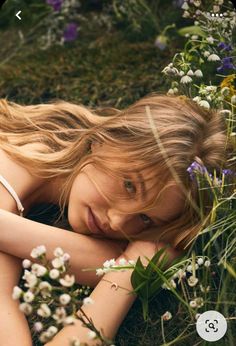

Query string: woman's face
[67,144,185,240]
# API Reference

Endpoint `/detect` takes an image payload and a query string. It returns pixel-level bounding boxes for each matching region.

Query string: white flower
[187,275,199,287]
[34,322,43,332]
[181,2,189,10]
[191,35,198,40]
[178,70,185,77]
[83,297,94,305]
[70,337,81,346]
[59,294,71,305]
[47,326,58,337]
[23,270,38,288]
[195,313,201,320]
[103,259,116,268]
[19,302,33,315]
[167,88,174,95]
[195,297,204,308]
[189,300,197,308]
[187,69,194,76]
[187,265,192,272]
[59,274,75,287]
[30,245,46,259]
[12,286,23,300]
[183,11,190,18]
[52,257,65,269]
[54,247,64,257]
[49,268,60,279]
[39,332,50,343]
[219,109,232,116]
[205,86,217,93]
[231,95,236,105]
[206,36,214,44]
[23,291,35,303]
[221,87,230,96]
[37,303,51,318]
[177,269,186,279]
[213,5,220,13]
[22,259,32,269]
[39,281,52,298]
[170,279,176,289]
[87,330,97,340]
[193,0,201,7]
[193,96,201,103]
[197,258,204,266]
[52,307,67,323]
[162,311,172,320]
[203,51,210,57]
[208,54,220,61]
[180,75,193,84]
[194,69,203,78]
[118,258,127,266]
[31,263,47,277]
[96,268,105,276]
[199,100,210,109]
[62,253,71,262]
[204,260,211,267]
[64,316,76,325]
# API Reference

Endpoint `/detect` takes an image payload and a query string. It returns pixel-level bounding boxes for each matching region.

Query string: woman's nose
[107,208,143,234]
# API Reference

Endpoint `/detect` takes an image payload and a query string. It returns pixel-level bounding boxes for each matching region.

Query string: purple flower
[187,161,208,180]
[46,0,63,11]
[63,23,78,42]
[222,169,235,176]
[217,57,236,73]
[217,42,233,52]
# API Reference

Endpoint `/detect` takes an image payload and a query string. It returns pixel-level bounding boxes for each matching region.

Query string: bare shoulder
[0,148,44,214]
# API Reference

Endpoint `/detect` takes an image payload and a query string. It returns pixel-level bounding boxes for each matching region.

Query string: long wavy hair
[0,93,234,249]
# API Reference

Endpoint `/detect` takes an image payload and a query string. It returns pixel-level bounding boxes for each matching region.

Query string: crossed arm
[0,208,181,346]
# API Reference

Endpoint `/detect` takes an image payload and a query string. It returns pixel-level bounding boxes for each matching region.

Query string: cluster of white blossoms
[96,258,136,276]
[161,0,235,112]
[12,245,92,344]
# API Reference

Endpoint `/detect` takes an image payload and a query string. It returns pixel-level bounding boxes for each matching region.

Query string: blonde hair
[0,93,234,249]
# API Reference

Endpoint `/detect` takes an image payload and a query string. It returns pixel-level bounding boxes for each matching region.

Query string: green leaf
[177,26,207,38]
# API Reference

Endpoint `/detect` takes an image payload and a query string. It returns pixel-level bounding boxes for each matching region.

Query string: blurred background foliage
[0,0,187,108]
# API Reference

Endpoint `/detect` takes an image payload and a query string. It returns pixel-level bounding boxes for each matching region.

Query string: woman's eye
[124,180,136,194]
[140,213,153,225]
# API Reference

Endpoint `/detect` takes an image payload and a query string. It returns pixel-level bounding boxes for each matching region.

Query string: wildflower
[193,0,201,6]
[53,307,67,324]
[180,75,193,84]
[12,286,23,300]
[63,253,71,262]
[96,268,105,276]
[59,274,75,287]
[231,95,236,105]
[200,284,210,293]
[187,69,194,76]
[22,259,32,269]
[87,331,97,340]
[203,51,210,57]
[191,35,198,40]
[23,270,38,288]
[47,326,58,337]
[46,0,63,12]
[213,5,220,13]
[39,332,50,343]
[118,258,128,266]
[204,260,211,267]
[187,275,199,287]
[167,88,175,95]
[195,297,204,308]
[197,257,204,266]
[194,69,203,77]
[59,294,71,305]
[70,337,81,346]
[193,96,201,103]
[187,161,208,180]
[217,57,236,73]
[219,109,232,116]
[39,281,52,298]
[222,169,234,175]
[217,42,233,52]
[23,291,35,303]
[195,313,201,320]
[221,86,230,96]
[181,2,189,10]
[63,23,78,42]
[103,259,116,268]
[208,54,221,61]
[54,247,64,257]
[177,269,186,279]
[206,36,214,44]
[49,268,60,279]
[19,302,33,315]
[155,35,168,50]
[189,300,197,308]
[37,303,51,318]
[30,245,46,258]
[31,263,47,277]
[182,10,190,18]
[162,311,172,320]
[186,264,193,272]
[199,100,210,109]
[162,64,179,76]
[83,297,94,305]
[64,316,76,325]
[34,322,43,333]
[52,256,65,269]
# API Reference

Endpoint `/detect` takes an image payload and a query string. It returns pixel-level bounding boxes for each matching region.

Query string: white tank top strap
[0,174,24,217]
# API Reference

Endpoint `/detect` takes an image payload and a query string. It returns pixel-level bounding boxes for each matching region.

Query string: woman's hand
[123,240,182,267]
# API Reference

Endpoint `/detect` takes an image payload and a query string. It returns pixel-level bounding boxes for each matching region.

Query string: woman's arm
[0,208,127,287]
[46,241,181,346]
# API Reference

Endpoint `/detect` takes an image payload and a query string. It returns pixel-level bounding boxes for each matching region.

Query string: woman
[0,93,232,345]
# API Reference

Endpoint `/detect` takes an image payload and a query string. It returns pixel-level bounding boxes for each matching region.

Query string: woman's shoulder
[0,148,44,214]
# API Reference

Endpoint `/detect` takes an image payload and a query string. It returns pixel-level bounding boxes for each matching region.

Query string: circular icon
[196,310,227,342]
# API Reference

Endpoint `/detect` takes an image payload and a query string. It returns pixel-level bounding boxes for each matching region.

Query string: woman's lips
[87,208,105,235]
